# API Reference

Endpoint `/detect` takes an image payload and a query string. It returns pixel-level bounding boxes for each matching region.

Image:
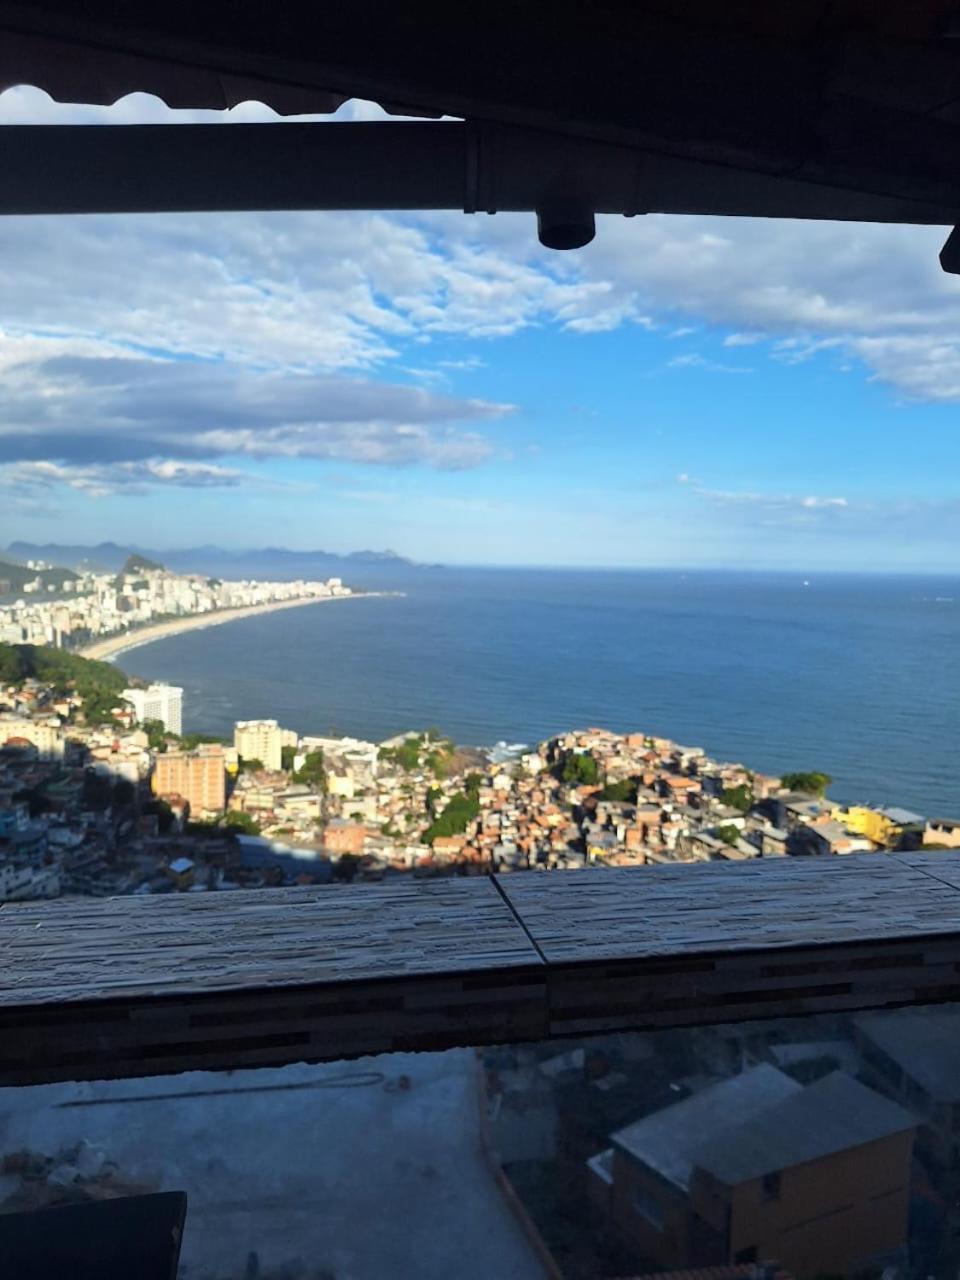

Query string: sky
[1,87,960,570]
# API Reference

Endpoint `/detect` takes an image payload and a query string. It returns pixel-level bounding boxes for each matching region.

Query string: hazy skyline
[1,86,959,569]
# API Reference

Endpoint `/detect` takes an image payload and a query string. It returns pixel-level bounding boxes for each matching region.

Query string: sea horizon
[116,565,960,819]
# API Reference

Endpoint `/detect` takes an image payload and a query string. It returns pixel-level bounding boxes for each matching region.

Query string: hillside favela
[0,553,946,902]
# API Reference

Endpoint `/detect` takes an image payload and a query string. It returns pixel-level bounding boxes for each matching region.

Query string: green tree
[716,824,741,847]
[239,756,264,773]
[223,810,261,835]
[426,750,451,779]
[721,783,754,812]
[141,718,170,751]
[422,790,480,843]
[395,738,421,770]
[781,771,832,796]
[426,785,442,815]
[179,732,228,750]
[294,749,327,791]
[561,752,599,786]
[597,778,638,803]
[281,744,297,772]
[0,642,129,725]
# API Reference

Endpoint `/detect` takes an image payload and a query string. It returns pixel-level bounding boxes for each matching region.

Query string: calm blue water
[121,569,960,816]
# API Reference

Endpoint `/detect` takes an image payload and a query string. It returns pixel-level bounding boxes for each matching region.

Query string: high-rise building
[122,683,183,736]
[154,744,225,816]
[234,719,283,772]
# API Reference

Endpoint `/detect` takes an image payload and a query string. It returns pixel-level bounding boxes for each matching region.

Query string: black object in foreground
[0,1191,187,1280]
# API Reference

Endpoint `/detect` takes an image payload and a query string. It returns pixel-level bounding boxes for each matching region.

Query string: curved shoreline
[77,592,388,663]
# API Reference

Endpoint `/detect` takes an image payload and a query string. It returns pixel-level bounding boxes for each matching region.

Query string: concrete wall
[716,1133,913,1279]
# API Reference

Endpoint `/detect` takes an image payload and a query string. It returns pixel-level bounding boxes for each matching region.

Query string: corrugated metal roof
[693,1071,915,1184]
[611,1064,801,1189]
[0,26,443,118]
[856,1009,960,1102]
[0,28,344,113]
[612,1065,914,1190]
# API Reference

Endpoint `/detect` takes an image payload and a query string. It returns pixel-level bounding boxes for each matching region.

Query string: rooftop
[692,1070,915,1184]
[855,1009,960,1101]
[611,1064,800,1188]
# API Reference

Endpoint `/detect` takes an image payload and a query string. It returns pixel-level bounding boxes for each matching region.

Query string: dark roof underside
[5,2,960,224]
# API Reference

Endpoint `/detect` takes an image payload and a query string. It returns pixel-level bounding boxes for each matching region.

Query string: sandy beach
[78,592,383,663]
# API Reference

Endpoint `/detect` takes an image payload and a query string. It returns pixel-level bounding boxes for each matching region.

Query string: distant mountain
[7,542,137,573]
[119,552,165,576]
[8,542,424,581]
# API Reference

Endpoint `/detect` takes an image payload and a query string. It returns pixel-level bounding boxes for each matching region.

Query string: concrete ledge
[3,852,960,1084]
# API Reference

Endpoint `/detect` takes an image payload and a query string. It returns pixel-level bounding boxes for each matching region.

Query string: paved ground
[0,1048,547,1280]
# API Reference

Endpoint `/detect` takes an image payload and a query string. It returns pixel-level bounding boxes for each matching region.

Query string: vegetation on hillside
[422,774,483,844]
[223,810,261,835]
[293,748,327,791]
[379,729,456,778]
[0,642,128,724]
[189,810,262,837]
[141,719,227,753]
[781,771,832,796]
[716,824,741,847]
[596,777,638,803]
[559,752,600,786]
[721,783,754,812]
[0,558,77,594]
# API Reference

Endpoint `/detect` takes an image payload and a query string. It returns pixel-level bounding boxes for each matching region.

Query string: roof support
[1,122,959,245]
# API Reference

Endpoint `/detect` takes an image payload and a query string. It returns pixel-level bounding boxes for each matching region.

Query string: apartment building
[154,744,225,817]
[234,719,284,772]
[122,683,183,736]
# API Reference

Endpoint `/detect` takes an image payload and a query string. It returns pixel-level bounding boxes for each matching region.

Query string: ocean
[119,568,960,817]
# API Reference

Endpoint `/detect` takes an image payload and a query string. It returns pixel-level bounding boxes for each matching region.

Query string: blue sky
[1,88,960,569]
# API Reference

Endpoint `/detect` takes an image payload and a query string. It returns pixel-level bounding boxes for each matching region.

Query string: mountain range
[6,542,420,580]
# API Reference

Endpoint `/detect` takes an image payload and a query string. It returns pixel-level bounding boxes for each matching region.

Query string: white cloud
[437,357,485,370]
[800,495,848,509]
[668,353,752,374]
[681,481,850,519]
[0,355,513,471]
[0,458,248,498]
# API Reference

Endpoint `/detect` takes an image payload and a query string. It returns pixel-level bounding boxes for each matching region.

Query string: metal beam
[2,122,959,231]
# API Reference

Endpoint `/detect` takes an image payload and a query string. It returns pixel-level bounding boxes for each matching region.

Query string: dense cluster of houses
[0,658,953,903]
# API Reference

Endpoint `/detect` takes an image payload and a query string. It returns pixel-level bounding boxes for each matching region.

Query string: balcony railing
[4,849,960,1086]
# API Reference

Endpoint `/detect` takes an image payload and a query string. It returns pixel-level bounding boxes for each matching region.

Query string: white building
[234,719,283,772]
[122,683,183,735]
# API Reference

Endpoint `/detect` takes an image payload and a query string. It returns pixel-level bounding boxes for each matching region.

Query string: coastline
[77,592,390,663]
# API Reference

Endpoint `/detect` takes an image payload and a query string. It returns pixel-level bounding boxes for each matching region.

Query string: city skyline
[2,88,960,570]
